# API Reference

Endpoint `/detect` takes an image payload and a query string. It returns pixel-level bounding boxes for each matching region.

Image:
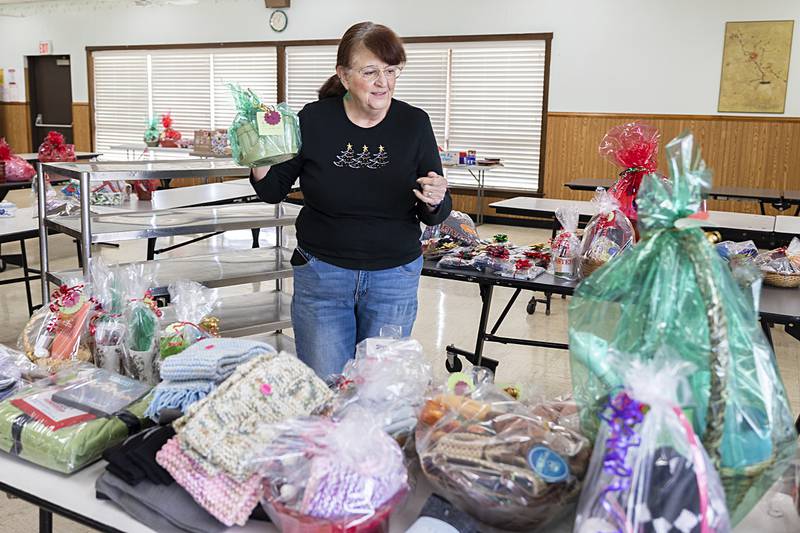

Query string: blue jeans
[290,249,423,378]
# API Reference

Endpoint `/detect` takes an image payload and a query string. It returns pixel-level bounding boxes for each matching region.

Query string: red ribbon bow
[130,290,163,318]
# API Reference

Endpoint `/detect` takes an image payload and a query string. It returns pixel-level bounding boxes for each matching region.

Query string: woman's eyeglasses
[354,65,403,82]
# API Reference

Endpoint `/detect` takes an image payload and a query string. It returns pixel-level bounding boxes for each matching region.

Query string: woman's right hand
[251,166,271,182]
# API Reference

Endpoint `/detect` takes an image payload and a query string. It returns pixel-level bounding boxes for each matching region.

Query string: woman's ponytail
[318,74,347,99]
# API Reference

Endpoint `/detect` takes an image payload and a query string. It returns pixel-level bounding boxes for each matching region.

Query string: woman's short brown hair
[318,22,406,99]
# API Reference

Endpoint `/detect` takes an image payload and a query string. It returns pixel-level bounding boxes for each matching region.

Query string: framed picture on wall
[718,20,794,113]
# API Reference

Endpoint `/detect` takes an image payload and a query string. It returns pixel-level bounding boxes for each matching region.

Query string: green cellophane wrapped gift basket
[568,131,797,524]
[228,84,301,168]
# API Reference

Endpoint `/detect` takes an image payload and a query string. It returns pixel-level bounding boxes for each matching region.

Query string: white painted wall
[1,0,798,115]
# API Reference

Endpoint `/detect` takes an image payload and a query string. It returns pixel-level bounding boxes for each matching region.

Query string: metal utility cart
[37,159,298,342]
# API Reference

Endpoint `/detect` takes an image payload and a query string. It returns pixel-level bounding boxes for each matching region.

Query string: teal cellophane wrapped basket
[228,84,301,168]
[568,131,797,524]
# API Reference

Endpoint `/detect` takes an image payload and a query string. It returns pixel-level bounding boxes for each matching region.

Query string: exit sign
[38,41,53,55]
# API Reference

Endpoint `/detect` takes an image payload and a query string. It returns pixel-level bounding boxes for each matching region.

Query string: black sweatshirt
[251,96,452,270]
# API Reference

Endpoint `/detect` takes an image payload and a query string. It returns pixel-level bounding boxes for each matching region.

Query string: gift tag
[256,111,283,136]
[527,445,569,483]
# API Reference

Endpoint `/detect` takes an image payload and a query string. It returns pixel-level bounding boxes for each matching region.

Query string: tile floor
[0,188,798,532]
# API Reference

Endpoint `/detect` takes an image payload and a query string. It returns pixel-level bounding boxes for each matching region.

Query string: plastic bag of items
[598,122,661,225]
[422,211,480,246]
[0,138,35,182]
[569,132,797,524]
[755,237,800,287]
[88,259,128,374]
[37,131,76,163]
[158,280,219,361]
[0,344,47,401]
[551,206,581,280]
[121,265,161,385]
[228,84,301,167]
[575,358,731,533]
[252,412,409,533]
[0,364,151,473]
[18,279,95,372]
[716,240,759,262]
[416,377,591,532]
[437,247,482,270]
[62,179,131,206]
[578,188,634,278]
[328,336,431,445]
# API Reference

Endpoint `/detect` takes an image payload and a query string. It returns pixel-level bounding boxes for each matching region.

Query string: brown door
[27,55,73,148]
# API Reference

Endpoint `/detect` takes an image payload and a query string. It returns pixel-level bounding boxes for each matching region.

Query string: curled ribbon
[486,244,510,260]
[129,290,162,318]
[514,258,532,271]
[48,284,85,313]
[165,321,212,347]
[597,391,645,533]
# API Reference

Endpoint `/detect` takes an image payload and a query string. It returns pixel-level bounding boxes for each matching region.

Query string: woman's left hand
[414,172,448,208]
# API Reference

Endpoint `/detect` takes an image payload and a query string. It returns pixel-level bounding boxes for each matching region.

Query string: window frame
[87,32,551,193]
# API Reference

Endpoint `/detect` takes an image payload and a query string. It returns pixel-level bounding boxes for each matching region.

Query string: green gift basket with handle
[568,131,797,524]
[228,84,301,168]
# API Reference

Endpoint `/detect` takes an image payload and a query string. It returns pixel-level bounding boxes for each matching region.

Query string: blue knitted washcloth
[145,380,214,419]
[160,338,277,384]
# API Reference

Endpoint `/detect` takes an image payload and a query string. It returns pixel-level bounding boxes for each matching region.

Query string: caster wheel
[445,355,463,373]
[526,300,536,315]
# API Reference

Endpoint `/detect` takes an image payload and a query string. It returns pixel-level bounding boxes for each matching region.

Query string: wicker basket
[762,271,800,288]
[580,257,607,278]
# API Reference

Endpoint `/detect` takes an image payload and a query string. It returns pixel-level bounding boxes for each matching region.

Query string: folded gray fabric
[96,471,226,533]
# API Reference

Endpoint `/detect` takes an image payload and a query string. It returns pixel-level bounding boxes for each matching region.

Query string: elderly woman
[251,21,452,377]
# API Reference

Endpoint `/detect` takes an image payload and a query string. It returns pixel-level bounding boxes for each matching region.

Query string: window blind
[212,50,278,128]
[446,41,546,190]
[284,45,338,113]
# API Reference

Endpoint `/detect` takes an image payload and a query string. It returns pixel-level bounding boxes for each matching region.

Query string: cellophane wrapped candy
[574,358,731,533]
[416,379,591,532]
[121,265,161,385]
[229,84,301,168]
[143,117,160,145]
[552,207,580,280]
[0,344,46,401]
[579,189,634,277]
[252,412,408,533]
[0,138,36,182]
[328,337,431,444]
[0,364,151,473]
[569,131,797,524]
[38,131,76,162]
[158,280,218,359]
[598,122,660,223]
[18,278,95,372]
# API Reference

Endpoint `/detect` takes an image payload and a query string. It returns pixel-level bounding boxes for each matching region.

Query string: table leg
[759,201,766,215]
[20,238,34,316]
[39,508,53,533]
[0,189,8,202]
[146,238,156,261]
[251,228,261,248]
[760,318,774,348]
[473,284,494,366]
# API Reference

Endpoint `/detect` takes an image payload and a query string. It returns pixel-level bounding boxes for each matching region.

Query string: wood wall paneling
[0,102,31,152]
[72,102,91,152]
[542,112,800,216]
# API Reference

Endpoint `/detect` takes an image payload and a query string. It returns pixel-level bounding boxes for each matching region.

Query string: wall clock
[269,9,288,32]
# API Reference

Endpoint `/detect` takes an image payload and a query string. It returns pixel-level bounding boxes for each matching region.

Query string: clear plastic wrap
[229,84,301,168]
[755,238,800,274]
[121,265,161,385]
[569,131,797,524]
[574,358,731,533]
[717,240,759,262]
[252,412,409,533]
[0,364,151,473]
[0,344,46,401]
[89,259,128,374]
[436,248,481,270]
[329,337,431,443]
[578,189,634,278]
[552,207,580,280]
[421,235,460,260]
[0,138,36,182]
[416,381,591,532]
[159,280,218,360]
[0,201,17,217]
[18,278,94,372]
[421,211,480,246]
[598,122,661,223]
[37,131,76,162]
